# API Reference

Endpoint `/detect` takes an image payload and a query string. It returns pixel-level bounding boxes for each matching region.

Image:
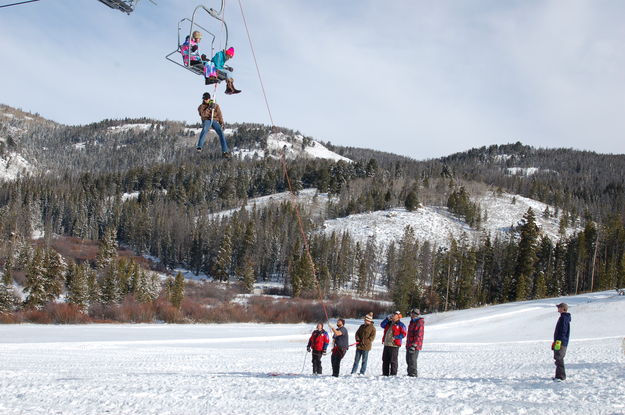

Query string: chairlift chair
[97,0,137,14]
[165,2,229,81]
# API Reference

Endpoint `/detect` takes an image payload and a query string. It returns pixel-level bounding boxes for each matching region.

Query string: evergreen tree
[392,226,420,312]
[2,254,13,286]
[66,262,89,310]
[404,190,419,212]
[43,249,67,303]
[86,265,101,304]
[515,208,539,299]
[213,226,233,282]
[100,265,120,305]
[24,248,48,309]
[96,227,118,269]
[0,283,19,313]
[170,272,185,309]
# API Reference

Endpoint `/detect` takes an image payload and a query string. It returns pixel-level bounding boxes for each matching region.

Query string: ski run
[1,290,624,415]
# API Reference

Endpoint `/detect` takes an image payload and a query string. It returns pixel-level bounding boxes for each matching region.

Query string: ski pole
[299,349,310,374]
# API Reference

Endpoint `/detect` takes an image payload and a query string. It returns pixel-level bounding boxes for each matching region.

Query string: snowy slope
[0,151,33,181]
[1,291,623,415]
[234,132,351,162]
[323,191,575,248]
[208,188,331,220]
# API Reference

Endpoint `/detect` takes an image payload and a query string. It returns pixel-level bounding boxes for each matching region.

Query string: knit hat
[393,310,403,319]
[410,308,421,316]
[225,47,235,57]
[364,312,374,322]
[192,31,202,40]
[556,303,568,312]
[202,92,211,100]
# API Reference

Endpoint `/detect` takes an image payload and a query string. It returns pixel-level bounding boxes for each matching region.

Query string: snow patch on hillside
[0,152,33,181]
[108,123,153,133]
[234,132,351,162]
[324,206,473,248]
[323,192,576,249]
[209,188,331,220]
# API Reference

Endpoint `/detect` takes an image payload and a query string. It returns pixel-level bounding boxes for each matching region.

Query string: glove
[201,54,208,61]
[387,314,393,320]
[551,342,555,351]
[322,350,327,355]
[554,340,562,351]
[408,346,416,352]
[307,346,311,352]
[227,67,234,72]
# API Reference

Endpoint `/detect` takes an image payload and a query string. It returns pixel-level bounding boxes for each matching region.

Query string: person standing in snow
[406,308,424,377]
[380,311,407,376]
[307,323,330,375]
[330,318,349,377]
[351,312,376,375]
[196,92,230,158]
[552,302,571,381]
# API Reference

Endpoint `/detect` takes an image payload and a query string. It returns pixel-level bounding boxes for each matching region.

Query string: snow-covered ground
[1,291,624,414]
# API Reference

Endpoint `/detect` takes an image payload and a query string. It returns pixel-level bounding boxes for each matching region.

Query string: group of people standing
[307,309,425,377]
[306,304,571,381]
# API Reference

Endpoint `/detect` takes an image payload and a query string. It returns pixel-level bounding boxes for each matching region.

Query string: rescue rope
[236,0,330,323]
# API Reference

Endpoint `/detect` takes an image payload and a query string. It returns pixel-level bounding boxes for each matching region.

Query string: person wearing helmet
[210,47,241,94]
[196,92,230,158]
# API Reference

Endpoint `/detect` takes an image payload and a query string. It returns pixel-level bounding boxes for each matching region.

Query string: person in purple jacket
[552,302,571,381]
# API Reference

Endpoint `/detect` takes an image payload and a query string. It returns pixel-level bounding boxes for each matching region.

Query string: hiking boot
[225,79,241,95]
[222,151,231,159]
[196,147,202,152]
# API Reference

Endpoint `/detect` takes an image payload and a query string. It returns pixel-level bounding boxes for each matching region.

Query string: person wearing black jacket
[330,318,349,377]
[552,302,571,381]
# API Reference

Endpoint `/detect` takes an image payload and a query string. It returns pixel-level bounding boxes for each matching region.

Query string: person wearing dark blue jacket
[552,302,571,381]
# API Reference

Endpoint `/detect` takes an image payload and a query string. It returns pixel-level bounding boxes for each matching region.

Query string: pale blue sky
[1,0,624,159]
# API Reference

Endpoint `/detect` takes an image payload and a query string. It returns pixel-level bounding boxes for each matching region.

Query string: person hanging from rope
[209,47,241,94]
[306,322,329,375]
[196,92,230,158]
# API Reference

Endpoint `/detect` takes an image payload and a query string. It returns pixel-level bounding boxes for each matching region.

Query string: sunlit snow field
[1,291,624,415]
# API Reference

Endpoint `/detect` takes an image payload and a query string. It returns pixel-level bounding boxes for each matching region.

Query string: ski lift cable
[0,0,41,9]
[237,0,330,324]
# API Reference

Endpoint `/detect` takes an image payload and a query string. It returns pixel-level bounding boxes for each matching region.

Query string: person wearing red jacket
[406,308,424,377]
[307,323,330,375]
[380,311,407,376]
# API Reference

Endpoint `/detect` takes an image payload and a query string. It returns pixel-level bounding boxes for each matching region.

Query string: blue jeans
[196,119,228,153]
[351,349,369,374]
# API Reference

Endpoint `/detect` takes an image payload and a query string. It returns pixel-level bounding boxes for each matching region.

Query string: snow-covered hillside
[323,191,575,248]
[0,151,33,181]
[234,132,351,162]
[1,291,623,414]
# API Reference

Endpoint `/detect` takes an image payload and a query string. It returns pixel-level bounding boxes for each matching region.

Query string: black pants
[331,348,346,377]
[311,351,323,374]
[382,346,399,376]
[554,346,567,380]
